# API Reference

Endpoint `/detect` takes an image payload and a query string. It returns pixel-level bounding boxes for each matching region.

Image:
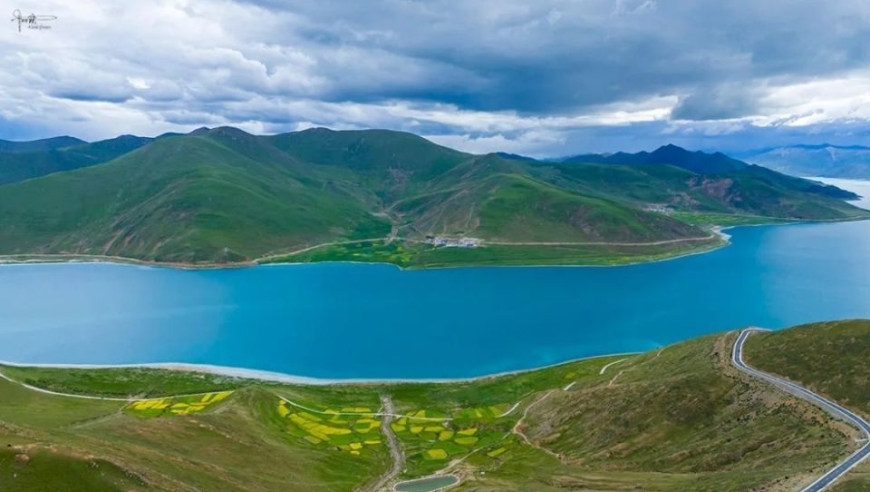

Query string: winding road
[732,328,870,492]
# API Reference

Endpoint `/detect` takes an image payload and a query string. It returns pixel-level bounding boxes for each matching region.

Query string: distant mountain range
[0,128,866,264]
[732,144,870,179]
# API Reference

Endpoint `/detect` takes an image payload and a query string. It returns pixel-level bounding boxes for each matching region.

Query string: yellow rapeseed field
[126,391,233,417]
[426,449,448,460]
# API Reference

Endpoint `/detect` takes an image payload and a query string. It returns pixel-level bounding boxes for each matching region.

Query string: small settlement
[425,236,482,248]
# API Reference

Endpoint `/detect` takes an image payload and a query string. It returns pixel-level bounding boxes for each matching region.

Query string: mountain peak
[562,144,748,173]
[655,143,686,152]
[208,126,253,138]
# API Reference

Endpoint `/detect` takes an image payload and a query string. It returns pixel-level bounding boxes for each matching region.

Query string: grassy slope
[0,136,152,185]
[0,130,390,262]
[534,160,869,220]
[0,366,255,398]
[0,136,85,153]
[0,376,389,492]
[744,320,870,417]
[473,174,703,242]
[0,450,149,492]
[743,320,870,492]
[481,336,847,491]
[1,325,862,491]
[500,333,852,492]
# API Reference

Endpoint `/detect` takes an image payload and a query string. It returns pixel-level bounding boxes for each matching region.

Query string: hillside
[743,319,870,492]
[737,145,870,179]
[0,129,867,265]
[0,135,153,185]
[563,143,749,173]
[0,136,85,153]
[0,322,866,491]
[745,320,870,416]
[0,130,390,262]
[548,145,863,220]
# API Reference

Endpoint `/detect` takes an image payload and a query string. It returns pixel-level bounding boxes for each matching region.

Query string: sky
[2,0,870,156]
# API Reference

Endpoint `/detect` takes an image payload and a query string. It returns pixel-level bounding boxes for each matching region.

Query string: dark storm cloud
[228,0,870,116]
[4,0,870,152]
[671,86,763,121]
[49,91,132,104]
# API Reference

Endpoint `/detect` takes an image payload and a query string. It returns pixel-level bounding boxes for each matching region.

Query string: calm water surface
[1,183,869,379]
[394,475,459,492]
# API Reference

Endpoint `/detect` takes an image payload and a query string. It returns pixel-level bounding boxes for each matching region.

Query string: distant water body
[807,176,870,210]
[0,181,868,380]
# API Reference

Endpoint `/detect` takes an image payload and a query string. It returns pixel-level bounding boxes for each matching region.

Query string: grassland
[0,449,149,492]
[1,323,865,491]
[0,365,253,398]
[744,320,870,416]
[0,375,390,492]
[670,212,794,227]
[259,236,725,269]
[517,335,850,490]
[261,240,417,267]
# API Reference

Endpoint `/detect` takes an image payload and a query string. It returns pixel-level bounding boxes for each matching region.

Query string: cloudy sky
[2,0,870,155]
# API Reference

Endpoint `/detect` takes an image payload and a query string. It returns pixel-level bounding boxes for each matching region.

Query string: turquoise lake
[1,217,868,380]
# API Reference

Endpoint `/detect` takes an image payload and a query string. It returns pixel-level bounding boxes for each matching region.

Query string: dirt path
[274,393,450,421]
[484,234,718,247]
[511,391,562,461]
[598,358,629,375]
[498,402,521,417]
[366,395,405,492]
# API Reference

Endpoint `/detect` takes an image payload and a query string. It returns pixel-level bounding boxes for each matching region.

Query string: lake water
[0,183,868,380]
[808,176,870,210]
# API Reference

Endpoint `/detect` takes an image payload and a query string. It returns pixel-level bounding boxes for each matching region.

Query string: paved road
[732,328,870,492]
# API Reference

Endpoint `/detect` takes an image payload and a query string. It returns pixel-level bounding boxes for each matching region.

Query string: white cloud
[2,0,870,154]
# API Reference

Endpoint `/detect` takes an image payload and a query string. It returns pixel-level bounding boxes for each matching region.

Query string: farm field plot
[392,404,519,477]
[125,391,233,418]
[266,240,418,267]
[274,398,385,457]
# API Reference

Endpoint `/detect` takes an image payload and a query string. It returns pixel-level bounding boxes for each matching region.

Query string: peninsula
[0,129,866,268]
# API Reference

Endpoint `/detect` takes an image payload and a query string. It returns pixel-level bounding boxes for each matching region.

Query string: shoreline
[0,235,729,272]
[2,214,867,272]
[0,351,643,387]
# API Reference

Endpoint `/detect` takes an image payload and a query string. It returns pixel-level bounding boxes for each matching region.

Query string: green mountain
[0,129,390,262]
[0,128,866,265]
[0,135,85,153]
[0,135,153,185]
[549,145,861,218]
[563,143,749,173]
[0,319,867,492]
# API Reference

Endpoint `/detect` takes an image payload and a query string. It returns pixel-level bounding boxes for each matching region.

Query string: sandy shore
[0,351,642,387]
